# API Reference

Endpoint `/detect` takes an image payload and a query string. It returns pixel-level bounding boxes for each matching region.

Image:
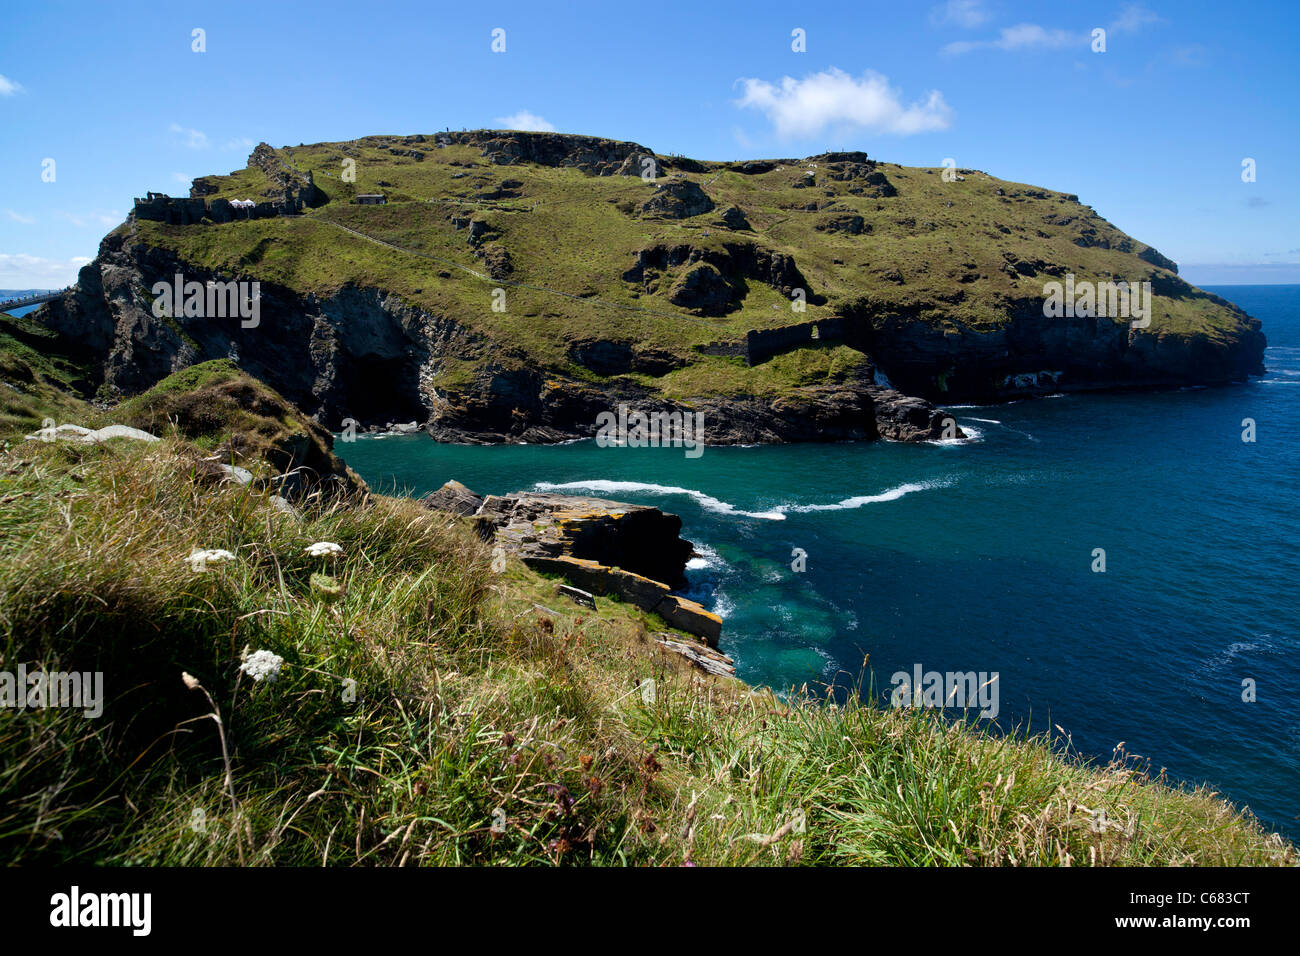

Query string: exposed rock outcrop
[837,296,1266,403]
[638,180,714,219]
[471,490,694,589]
[623,241,820,316]
[655,634,735,677]
[866,385,964,442]
[420,482,723,645]
[717,206,750,230]
[440,130,657,177]
[39,233,470,429]
[420,478,482,515]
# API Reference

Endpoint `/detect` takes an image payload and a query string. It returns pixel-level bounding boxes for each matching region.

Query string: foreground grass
[0,434,1293,866]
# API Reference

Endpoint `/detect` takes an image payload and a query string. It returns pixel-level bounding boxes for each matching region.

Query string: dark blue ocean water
[341,284,1300,838]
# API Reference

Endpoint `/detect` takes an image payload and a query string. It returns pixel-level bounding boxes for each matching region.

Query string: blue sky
[2,0,1297,287]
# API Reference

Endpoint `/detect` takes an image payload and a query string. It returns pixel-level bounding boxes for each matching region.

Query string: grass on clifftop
[0,420,1292,865]
[0,314,98,433]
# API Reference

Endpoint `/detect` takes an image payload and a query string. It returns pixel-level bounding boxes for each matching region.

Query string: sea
[341,284,1300,839]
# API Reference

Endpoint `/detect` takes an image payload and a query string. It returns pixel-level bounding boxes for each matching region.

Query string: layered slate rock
[655,634,735,677]
[421,482,723,646]
[473,491,694,589]
[520,555,721,647]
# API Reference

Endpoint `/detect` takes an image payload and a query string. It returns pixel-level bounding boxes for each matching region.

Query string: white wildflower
[187,548,236,572]
[239,649,284,683]
[305,541,344,558]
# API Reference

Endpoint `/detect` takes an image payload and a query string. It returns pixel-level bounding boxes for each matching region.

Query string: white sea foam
[532,479,788,519]
[931,424,983,445]
[779,479,952,513]
[686,542,724,570]
[532,477,952,520]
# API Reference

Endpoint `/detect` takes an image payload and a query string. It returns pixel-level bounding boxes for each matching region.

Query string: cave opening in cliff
[338,355,426,427]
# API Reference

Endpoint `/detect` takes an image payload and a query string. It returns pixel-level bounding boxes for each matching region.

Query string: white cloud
[944,23,1082,54]
[171,172,193,186]
[0,74,24,96]
[1111,4,1161,34]
[943,5,1159,55]
[0,254,90,287]
[5,210,35,224]
[494,110,556,132]
[223,136,255,151]
[929,0,989,28]
[735,68,952,139]
[169,123,210,149]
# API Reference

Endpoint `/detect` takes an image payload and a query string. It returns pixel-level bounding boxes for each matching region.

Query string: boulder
[638,180,714,219]
[420,479,484,516]
[718,205,750,230]
[866,386,964,442]
[668,263,735,315]
[815,214,867,235]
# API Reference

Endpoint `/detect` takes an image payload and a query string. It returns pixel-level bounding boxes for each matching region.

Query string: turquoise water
[341,284,1300,838]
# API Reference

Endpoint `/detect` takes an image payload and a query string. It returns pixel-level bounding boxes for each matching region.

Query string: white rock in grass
[25,423,159,444]
[25,423,93,441]
[218,462,254,484]
[80,425,159,444]
[269,495,299,518]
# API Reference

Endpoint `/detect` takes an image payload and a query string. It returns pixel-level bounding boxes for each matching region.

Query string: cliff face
[840,290,1265,403]
[37,130,1265,445]
[422,479,723,647]
[42,231,953,444]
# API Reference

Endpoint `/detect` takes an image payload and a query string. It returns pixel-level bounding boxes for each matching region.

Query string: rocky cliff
[422,479,723,647]
[35,131,1265,446]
